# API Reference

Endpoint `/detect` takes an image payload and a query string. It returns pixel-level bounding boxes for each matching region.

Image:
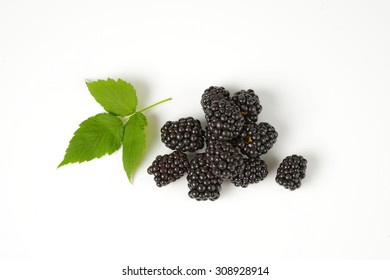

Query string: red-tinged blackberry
[187,153,222,201]
[231,89,262,123]
[205,140,244,180]
[231,158,268,188]
[201,86,230,111]
[161,117,204,152]
[205,99,245,141]
[276,155,307,190]
[233,122,278,158]
[147,151,189,187]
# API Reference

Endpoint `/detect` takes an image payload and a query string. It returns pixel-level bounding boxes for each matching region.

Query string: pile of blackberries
[147,86,307,201]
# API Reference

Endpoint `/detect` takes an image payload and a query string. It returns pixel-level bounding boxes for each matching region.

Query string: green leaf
[58,113,124,168]
[86,78,137,116]
[122,112,147,182]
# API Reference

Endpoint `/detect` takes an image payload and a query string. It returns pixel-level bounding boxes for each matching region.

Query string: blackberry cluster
[232,158,268,188]
[147,151,189,187]
[233,122,278,158]
[275,155,307,190]
[187,153,222,201]
[204,99,245,141]
[232,89,262,123]
[201,86,230,111]
[148,85,308,200]
[205,140,244,180]
[161,117,204,152]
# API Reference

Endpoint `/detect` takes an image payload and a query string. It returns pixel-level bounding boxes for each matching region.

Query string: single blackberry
[205,140,244,180]
[231,89,262,123]
[187,153,222,201]
[205,99,245,141]
[201,86,230,111]
[161,117,204,152]
[147,151,189,187]
[275,155,307,190]
[233,122,278,158]
[232,158,268,188]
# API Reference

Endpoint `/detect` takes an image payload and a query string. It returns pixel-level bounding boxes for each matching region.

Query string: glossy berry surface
[205,140,244,180]
[234,122,278,158]
[187,153,222,201]
[200,86,230,111]
[161,117,204,152]
[232,158,268,188]
[147,151,189,187]
[231,89,262,123]
[204,99,245,141]
[275,155,307,190]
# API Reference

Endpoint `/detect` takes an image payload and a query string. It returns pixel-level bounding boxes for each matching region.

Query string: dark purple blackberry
[233,122,278,158]
[160,117,204,152]
[205,140,244,180]
[147,151,189,187]
[201,86,230,111]
[231,89,262,123]
[205,99,245,141]
[187,153,222,201]
[276,155,307,190]
[232,158,268,188]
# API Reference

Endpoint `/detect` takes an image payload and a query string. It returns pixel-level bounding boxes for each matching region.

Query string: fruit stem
[138,98,172,113]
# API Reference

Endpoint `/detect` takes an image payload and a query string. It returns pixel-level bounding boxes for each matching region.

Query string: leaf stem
[137,98,172,113]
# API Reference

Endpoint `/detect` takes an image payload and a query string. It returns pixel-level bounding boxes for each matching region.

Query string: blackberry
[147,151,189,187]
[187,153,222,201]
[205,140,244,180]
[161,117,204,152]
[232,158,268,188]
[201,86,230,111]
[233,122,278,158]
[231,89,262,123]
[205,99,245,141]
[275,155,307,190]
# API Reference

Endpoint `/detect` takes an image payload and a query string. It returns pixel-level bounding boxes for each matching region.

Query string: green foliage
[59,78,171,183]
[58,113,123,167]
[122,112,147,182]
[86,78,137,116]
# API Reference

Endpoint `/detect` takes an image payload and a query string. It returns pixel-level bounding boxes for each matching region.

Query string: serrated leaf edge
[58,113,123,168]
[122,112,148,183]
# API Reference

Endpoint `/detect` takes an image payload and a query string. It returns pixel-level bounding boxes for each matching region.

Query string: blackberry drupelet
[232,158,268,188]
[161,117,204,152]
[233,122,278,158]
[187,153,222,201]
[205,99,245,141]
[275,155,307,190]
[201,86,230,111]
[147,151,189,187]
[205,140,244,180]
[231,89,262,123]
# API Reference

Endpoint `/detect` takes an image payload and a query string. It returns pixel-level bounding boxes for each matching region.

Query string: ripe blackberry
[231,89,262,123]
[205,99,245,141]
[205,140,244,180]
[147,151,189,187]
[161,117,204,152]
[233,122,278,158]
[232,158,268,188]
[276,155,307,190]
[187,153,222,201]
[201,86,230,111]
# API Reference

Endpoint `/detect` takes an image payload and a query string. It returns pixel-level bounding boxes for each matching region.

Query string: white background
[1,0,390,278]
